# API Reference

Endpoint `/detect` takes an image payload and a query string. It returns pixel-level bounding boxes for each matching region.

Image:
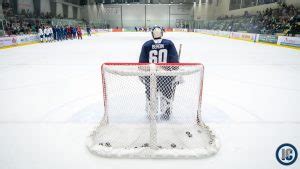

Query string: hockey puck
[105,142,111,147]
[171,143,176,148]
[186,131,193,137]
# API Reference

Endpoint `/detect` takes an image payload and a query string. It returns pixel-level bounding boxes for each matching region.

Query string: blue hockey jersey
[139,39,179,63]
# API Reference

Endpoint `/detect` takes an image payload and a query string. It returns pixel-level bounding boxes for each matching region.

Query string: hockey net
[87,63,220,158]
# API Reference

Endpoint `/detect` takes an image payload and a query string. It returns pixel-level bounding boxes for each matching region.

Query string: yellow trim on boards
[193,32,300,51]
[0,32,105,50]
[0,41,39,50]
[257,41,300,50]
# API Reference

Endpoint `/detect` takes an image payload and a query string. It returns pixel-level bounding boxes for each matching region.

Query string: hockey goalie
[86,26,220,159]
[139,26,179,120]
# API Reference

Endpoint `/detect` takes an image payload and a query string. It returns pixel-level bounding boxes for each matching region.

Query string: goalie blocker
[86,63,220,158]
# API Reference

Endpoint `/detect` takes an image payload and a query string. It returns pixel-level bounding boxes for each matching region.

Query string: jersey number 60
[149,49,168,63]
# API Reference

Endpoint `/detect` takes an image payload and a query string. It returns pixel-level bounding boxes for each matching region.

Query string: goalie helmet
[151,26,163,39]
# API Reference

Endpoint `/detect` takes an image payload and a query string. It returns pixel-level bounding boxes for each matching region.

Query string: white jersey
[38,29,44,36]
[48,27,53,34]
[44,28,50,35]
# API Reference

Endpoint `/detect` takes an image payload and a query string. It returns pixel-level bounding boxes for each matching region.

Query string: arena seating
[198,2,300,36]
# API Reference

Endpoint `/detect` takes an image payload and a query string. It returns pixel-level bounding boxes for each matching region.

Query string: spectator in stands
[211,2,299,36]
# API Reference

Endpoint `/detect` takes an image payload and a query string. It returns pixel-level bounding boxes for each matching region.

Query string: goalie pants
[142,76,177,102]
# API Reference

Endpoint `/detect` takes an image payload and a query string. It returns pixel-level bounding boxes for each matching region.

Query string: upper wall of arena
[0,0,299,26]
[82,0,300,27]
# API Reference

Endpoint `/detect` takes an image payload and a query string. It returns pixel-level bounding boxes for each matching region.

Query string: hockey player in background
[72,26,77,39]
[63,26,68,40]
[139,26,179,120]
[43,26,49,42]
[77,26,82,40]
[48,26,53,42]
[86,25,91,36]
[38,27,44,42]
[52,26,57,41]
[67,26,72,39]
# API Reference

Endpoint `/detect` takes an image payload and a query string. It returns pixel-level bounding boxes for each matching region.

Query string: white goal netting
[86,63,220,158]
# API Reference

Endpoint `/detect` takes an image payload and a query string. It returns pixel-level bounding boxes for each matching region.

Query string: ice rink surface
[0,32,299,169]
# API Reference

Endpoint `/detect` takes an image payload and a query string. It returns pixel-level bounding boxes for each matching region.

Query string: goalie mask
[151,26,163,39]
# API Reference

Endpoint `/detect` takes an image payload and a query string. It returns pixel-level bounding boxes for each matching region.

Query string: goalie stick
[160,44,183,120]
[174,44,184,85]
[178,44,183,58]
